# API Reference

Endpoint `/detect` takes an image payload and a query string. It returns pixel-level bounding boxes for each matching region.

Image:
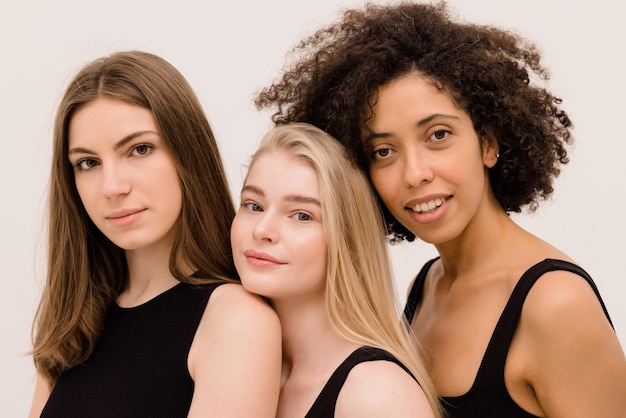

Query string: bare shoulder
[516,266,626,417]
[522,266,611,331]
[205,283,279,329]
[335,360,435,418]
[189,282,281,376]
[187,283,282,417]
[27,373,51,418]
[520,266,618,356]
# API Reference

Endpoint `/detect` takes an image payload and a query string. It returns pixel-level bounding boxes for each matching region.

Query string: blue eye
[243,202,263,212]
[293,212,311,221]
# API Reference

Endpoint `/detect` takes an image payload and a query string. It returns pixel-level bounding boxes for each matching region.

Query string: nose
[252,211,280,243]
[402,148,434,188]
[101,163,131,198]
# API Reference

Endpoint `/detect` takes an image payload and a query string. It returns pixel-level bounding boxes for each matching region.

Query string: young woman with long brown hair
[28,50,281,418]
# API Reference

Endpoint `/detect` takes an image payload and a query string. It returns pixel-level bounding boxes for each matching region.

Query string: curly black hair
[256,1,573,242]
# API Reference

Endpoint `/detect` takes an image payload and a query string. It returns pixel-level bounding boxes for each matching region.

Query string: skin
[28,98,282,418]
[231,149,434,418]
[367,72,626,417]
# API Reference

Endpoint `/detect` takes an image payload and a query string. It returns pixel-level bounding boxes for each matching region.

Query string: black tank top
[305,346,414,417]
[41,281,223,418]
[404,258,613,418]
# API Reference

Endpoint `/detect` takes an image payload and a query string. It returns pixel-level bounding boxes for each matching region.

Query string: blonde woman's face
[67,97,182,252]
[231,149,327,303]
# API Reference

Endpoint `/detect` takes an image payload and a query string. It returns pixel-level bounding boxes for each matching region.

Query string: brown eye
[372,147,394,160]
[431,130,450,141]
[132,144,152,156]
[76,159,99,171]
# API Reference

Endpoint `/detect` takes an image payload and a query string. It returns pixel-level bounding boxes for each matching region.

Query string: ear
[482,132,499,168]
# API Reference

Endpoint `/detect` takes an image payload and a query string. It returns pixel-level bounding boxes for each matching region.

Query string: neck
[435,192,520,280]
[273,296,359,380]
[119,239,181,307]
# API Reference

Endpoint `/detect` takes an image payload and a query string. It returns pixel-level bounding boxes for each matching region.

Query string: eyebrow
[68,130,158,155]
[241,184,321,206]
[365,113,461,142]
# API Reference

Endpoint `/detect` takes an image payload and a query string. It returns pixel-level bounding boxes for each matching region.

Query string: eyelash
[241,201,314,222]
[430,129,450,141]
[243,202,263,212]
[72,143,154,171]
[74,158,98,171]
[292,212,312,221]
[131,143,153,157]
[371,147,394,160]
[370,127,452,160]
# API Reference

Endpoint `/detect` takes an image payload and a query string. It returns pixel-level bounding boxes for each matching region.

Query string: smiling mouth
[411,198,445,214]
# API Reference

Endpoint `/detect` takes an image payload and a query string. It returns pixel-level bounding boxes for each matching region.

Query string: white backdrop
[1,0,624,415]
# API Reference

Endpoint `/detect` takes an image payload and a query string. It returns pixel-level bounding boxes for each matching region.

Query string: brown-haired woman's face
[367,73,498,245]
[67,97,182,252]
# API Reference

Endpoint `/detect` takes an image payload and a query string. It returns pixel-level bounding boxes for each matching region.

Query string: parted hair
[256,1,574,242]
[247,123,441,417]
[32,50,238,383]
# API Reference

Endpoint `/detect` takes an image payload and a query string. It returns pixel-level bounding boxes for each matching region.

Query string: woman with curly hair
[255,2,626,417]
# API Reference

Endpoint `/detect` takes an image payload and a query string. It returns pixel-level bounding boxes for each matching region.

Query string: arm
[187,283,282,418]
[335,360,436,418]
[522,270,626,418]
[27,373,51,418]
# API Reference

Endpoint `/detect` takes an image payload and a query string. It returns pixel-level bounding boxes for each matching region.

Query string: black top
[404,258,613,418]
[41,281,223,418]
[305,346,415,417]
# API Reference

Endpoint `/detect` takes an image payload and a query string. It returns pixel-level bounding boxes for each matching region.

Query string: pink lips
[106,208,146,227]
[243,249,285,267]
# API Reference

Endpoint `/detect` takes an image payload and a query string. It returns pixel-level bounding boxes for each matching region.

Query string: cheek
[230,217,245,247]
[369,167,394,203]
[75,183,98,219]
[302,233,327,271]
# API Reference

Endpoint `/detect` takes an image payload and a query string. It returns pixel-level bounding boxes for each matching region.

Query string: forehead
[68,98,156,147]
[245,150,320,198]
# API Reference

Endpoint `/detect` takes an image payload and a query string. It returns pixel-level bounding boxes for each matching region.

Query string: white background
[1,0,624,415]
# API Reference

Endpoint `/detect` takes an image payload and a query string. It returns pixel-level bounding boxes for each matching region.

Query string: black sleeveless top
[404,258,613,418]
[305,346,414,417]
[41,282,223,418]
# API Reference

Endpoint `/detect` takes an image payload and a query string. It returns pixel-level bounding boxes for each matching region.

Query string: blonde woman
[231,123,440,418]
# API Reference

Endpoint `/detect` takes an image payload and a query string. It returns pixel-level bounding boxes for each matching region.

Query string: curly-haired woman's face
[366,73,498,245]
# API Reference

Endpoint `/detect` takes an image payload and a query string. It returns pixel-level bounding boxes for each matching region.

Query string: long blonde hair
[32,51,238,383]
[248,123,441,416]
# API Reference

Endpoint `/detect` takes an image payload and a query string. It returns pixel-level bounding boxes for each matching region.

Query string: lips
[105,208,146,226]
[106,208,146,219]
[243,249,286,266]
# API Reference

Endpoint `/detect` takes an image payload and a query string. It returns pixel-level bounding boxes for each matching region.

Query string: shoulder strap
[305,347,411,417]
[404,257,439,324]
[475,258,613,389]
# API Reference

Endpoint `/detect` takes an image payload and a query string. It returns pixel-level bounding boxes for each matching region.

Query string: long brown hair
[32,50,238,383]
